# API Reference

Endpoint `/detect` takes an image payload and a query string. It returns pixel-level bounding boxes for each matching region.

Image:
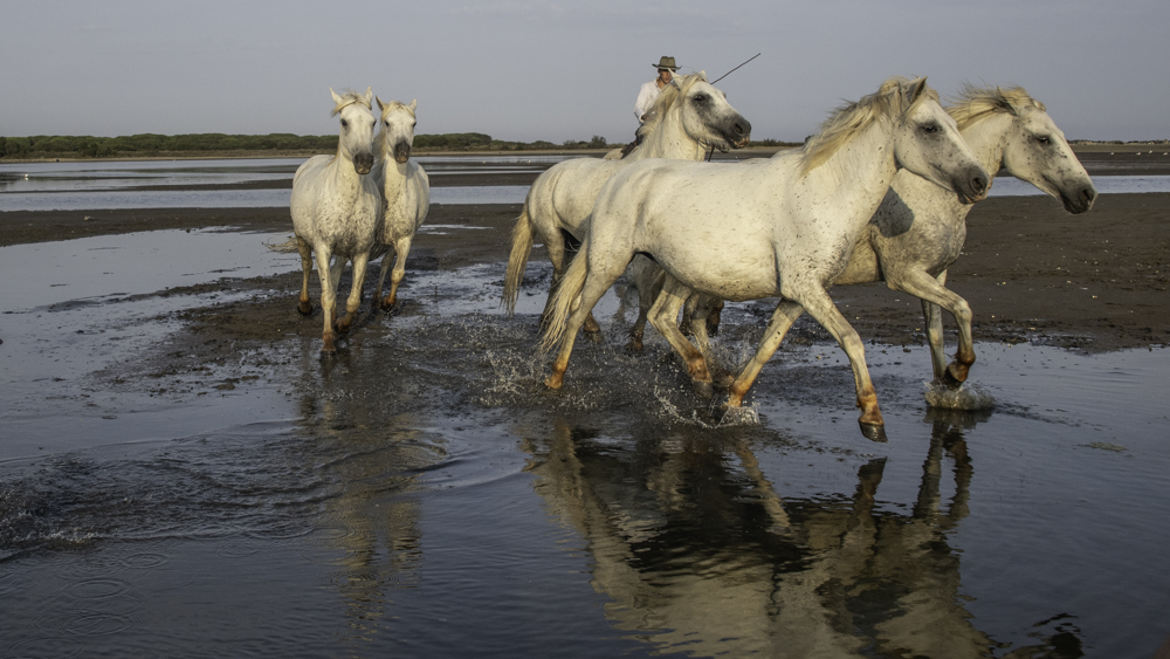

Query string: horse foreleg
[296,237,314,315]
[798,290,885,435]
[898,269,974,387]
[336,252,369,333]
[380,237,414,310]
[648,278,713,389]
[314,245,338,353]
[727,300,805,408]
[923,298,947,382]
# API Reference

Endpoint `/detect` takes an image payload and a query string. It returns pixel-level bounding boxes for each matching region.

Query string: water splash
[923,380,996,410]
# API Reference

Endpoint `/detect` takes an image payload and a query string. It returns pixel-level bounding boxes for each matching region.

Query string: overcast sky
[3,0,1167,143]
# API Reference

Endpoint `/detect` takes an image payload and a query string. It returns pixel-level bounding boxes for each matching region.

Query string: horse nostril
[1082,187,1097,204]
[973,174,988,194]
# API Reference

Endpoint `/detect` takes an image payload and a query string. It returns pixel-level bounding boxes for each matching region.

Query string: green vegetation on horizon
[0,132,796,160]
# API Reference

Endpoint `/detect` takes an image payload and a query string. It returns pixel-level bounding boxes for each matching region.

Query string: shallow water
[1,227,1168,656]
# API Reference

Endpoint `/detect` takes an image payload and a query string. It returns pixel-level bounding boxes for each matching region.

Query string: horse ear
[330,88,343,106]
[907,77,928,103]
[376,96,386,112]
[363,86,374,107]
[409,99,417,112]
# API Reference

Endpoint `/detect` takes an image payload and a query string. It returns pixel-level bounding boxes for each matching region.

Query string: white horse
[370,98,430,310]
[666,85,1098,390]
[502,72,751,318]
[541,77,990,437]
[291,87,380,354]
[834,85,1097,387]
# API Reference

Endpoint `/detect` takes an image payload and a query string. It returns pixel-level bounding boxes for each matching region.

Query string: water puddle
[1,225,1168,657]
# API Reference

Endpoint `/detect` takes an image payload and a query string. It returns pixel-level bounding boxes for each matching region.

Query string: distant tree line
[0,132,629,159]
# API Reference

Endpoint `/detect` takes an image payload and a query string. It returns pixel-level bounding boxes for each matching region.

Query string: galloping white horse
[370,98,430,310]
[833,85,1096,387]
[502,72,751,317]
[666,86,1098,390]
[291,87,380,354]
[541,77,990,436]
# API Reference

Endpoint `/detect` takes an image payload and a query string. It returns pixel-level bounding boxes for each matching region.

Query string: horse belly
[654,237,779,302]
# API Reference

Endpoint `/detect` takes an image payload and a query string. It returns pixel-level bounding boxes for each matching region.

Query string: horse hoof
[297,301,313,316]
[380,296,398,312]
[584,329,602,344]
[858,421,888,443]
[625,338,644,354]
[941,366,967,389]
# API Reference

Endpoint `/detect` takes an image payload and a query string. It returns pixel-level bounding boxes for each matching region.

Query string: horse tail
[540,239,590,353]
[502,204,534,315]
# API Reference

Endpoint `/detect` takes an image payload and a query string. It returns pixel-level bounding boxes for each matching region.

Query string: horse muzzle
[724,115,752,149]
[353,152,375,175]
[953,166,989,205]
[393,142,412,164]
[1060,183,1097,214]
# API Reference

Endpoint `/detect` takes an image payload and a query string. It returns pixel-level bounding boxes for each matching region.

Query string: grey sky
[3,0,1167,143]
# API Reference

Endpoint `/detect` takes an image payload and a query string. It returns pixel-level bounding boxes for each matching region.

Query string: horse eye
[692,93,709,105]
[921,122,940,134]
[1035,135,1052,146]
[340,119,349,128]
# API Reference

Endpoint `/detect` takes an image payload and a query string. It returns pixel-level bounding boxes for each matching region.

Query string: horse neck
[630,108,708,160]
[959,113,1013,181]
[798,119,899,219]
[327,143,365,197]
[377,156,409,206]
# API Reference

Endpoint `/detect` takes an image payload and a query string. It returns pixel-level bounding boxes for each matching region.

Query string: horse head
[888,78,989,205]
[957,86,1096,214]
[330,86,377,174]
[658,72,751,152]
[377,98,418,165]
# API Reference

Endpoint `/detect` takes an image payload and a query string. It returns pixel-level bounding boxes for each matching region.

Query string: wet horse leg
[727,300,805,408]
[296,237,314,315]
[377,236,414,310]
[648,276,713,388]
[336,251,370,333]
[314,244,338,353]
[797,288,884,432]
[898,269,975,386]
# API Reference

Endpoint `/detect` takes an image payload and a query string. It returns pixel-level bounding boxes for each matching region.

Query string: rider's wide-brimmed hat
[653,56,680,71]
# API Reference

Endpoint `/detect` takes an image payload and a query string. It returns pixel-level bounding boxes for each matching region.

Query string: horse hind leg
[648,277,714,394]
[296,237,314,315]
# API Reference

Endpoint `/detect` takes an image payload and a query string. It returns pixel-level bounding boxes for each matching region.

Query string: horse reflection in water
[523,414,1080,657]
[296,347,431,646]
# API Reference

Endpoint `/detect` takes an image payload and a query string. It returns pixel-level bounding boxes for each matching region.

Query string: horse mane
[331,90,371,116]
[949,85,1046,130]
[634,72,708,142]
[800,76,937,174]
[378,99,417,120]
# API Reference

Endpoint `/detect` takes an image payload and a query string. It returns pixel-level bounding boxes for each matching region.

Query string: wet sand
[2,191,1167,358]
